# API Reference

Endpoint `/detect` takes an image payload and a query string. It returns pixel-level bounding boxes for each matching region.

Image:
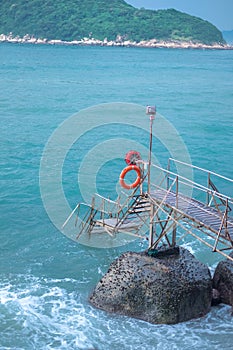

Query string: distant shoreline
[1,34,232,50]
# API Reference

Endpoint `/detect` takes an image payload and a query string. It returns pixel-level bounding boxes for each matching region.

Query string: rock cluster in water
[1,33,232,50]
[89,246,213,324]
[213,252,233,309]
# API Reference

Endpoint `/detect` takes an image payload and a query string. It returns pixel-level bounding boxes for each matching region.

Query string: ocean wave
[0,274,232,350]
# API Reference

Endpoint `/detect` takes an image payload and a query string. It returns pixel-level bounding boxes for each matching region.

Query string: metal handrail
[149,162,233,202]
[169,158,233,183]
[163,175,233,206]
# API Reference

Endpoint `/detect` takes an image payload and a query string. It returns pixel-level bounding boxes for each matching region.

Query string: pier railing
[166,158,233,213]
[62,158,233,260]
[147,159,233,259]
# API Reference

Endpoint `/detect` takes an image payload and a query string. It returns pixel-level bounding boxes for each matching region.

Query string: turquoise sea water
[0,43,233,349]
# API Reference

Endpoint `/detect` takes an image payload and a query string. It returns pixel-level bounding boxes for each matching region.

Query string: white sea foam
[0,275,95,349]
[1,257,232,349]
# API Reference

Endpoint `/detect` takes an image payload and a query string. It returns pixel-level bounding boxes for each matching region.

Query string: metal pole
[147,111,155,194]
[146,105,156,247]
[147,116,152,193]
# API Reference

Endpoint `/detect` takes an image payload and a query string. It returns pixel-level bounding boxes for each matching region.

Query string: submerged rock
[212,253,233,307]
[89,247,212,324]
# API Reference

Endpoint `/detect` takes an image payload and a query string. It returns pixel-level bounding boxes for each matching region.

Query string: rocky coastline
[90,247,213,324]
[1,33,232,50]
[89,246,233,325]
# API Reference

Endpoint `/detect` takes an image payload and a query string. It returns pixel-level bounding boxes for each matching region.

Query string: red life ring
[125,150,141,165]
[119,165,141,190]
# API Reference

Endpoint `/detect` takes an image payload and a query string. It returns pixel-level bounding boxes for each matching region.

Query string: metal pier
[63,158,233,261]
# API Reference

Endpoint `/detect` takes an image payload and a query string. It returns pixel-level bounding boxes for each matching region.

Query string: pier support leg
[149,203,155,248]
[172,224,177,247]
[172,212,177,246]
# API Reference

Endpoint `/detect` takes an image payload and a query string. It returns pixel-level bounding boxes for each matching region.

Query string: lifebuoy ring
[119,165,141,190]
[125,150,141,165]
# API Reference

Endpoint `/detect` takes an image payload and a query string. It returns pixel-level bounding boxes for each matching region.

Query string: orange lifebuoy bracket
[119,165,141,190]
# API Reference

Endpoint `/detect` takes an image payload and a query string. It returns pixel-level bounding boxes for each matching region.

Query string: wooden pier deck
[151,188,233,244]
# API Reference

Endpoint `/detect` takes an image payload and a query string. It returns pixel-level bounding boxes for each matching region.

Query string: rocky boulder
[212,252,233,307]
[89,246,212,324]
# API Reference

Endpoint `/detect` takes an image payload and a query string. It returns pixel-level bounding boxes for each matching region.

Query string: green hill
[0,0,225,44]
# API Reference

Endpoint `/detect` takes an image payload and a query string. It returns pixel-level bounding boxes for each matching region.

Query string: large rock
[89,246,212,324]
[212,253,233,307]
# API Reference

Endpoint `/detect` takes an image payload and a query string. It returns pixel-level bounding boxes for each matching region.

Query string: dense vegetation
[0,0,225,44]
